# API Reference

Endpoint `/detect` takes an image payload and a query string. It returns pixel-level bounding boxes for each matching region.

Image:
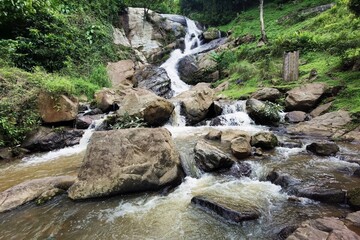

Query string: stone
[194,141,234,172]
[306,142,340,156]
[191,196,260,223]
[68,128,183,200]
[287,110,352,138]
[296,187,346,203]
[202,29,221,42]
[132,65,173,98]
[75,115,94,129]
[21,127,84,152]
[230,137,252,160]
[354,168,360,177]
[266,171,300,190]
[116,88,174,127]
[251,132,279,150]
[310,102,333,118]
[94,88,120,112]
[279,140,303,148]
[348,188,360,210]
[251,87,281,102]
[246,98,281,126]
[221,130,251,143]
[177,55,200,85]
[285,111,308,123]
[0,148,13,160]
[112,27,131,47]
[277,225,298,240]
[285,83,328,111]
[175,83,215,125]
[346,211,360,226]
[36,188,64,205]
[107,60,135,87]
[0,176,76,213]
[38,92,78,123]
[205,129,222,141]
[342,127,360,142]
[221,162,252,178]
[327,229,360,240]
[84,108,103,116]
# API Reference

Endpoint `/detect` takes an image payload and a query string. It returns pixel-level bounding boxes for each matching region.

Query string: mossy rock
[348,188,360,210]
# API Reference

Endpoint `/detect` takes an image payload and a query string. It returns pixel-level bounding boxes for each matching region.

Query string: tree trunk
[259,0,268,44]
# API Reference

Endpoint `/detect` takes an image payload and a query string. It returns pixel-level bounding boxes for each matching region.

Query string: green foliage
[257,101,282,122]
[111,113,147,129]
[348,0,360,16]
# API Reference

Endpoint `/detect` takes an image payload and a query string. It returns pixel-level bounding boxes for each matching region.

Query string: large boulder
[116,88,174,127]
[107,60,135,87]
[68,128,183,200]
[251,87,281,102]
[177,55,200,85]
[306,142,340,156]
[132,65,173,98]
[202,28,222,42]
[310,101,333,118]
[194,141,234,172]
[175,83,215,125]
[296,186,346,203]
[0,176,76,213]
[285,111,308,123]
[230,137,252,160]
[21,127,84,152]
[94,88,121,112]
[251,132,279,150]
[38,92,78,123]
[246,98,280,126]
[221,130,251,143]
[285,83,328,111]
[287,110,352,138]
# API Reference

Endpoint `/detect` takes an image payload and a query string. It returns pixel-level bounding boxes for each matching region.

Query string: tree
[259,0,268,45]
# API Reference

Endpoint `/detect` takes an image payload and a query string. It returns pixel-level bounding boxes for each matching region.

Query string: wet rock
[0,148,13,160]
[310,101,333,118]
[246,98,280,126]
[68,128,183,200]
[285,111,308,123]
[287,110,352,138]
[306,142,340,156]
[116,88,174,127]
[348,188,360,210]
[251,132,279,150]
[266,171,300,190]
[194,141,234,172]
[0,176,76,213]
[191,196,260,223]
[177,55,200,85]
[132,65,173,99]
[277,225,299,240]
[354,168,360,177]
[175,83,215,125]
[107,60,135,87]
[346,211,360,226]
[38,92,78,123]
[21,127,84,152]
[205,129,222,141]
[251,87,281,102]
[221,162,252,178]
[296,187,346,203]
[221,130,251,143]
[279,140,303,149]
[285,83,328,111]
[202,28,221,42]
[75,115,94,129]
[230,137,251,160]
[84,108,103,116]
[36,188,64,205]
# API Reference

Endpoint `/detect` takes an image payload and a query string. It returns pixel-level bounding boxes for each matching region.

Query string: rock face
[285,111,308,123]
[116,88,174,127]
[175,83,215,125]
[285,83,328,111]
[251,132,279,150]
[230,137,252,160]
[21,127,84,152]
[246,98,280,126]
[191,196,260,223]
[306,142,340,156]
[287,110,352,138]
[38,92,78,123]
[107,60,135,87]
[68,128,183,200]
[132,65,173,98]
[251,87,281,102]
[0,176,76,213]
[194,141,234,172]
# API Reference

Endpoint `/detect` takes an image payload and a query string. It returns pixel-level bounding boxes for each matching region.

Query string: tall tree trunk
[259,0,268,44]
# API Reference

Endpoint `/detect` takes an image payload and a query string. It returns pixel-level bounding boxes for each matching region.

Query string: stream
[1,18,360,240]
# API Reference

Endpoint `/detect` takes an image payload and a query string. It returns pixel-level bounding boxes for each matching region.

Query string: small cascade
[180,153,202,178]
[166,101,186,127]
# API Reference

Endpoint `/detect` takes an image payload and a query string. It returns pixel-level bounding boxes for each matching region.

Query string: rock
[233,34,256,46]
[68,128,182,200]
[221,162,252,178]
[310,101,333,118]
[116,88,174,127]
[191,196,260,223]
[251,87,281,102]
[205,129,222,141]
[177,55,201,85]
[94,88,120,112]
[160,14,187,26]
[202,29,221,42]
[0,148,13,160]
[287,110,352,138]
[246,98,280,126]
[348,188,360,210]
[38,92,78,123]
[84,108,103,116]
[194,141,234,172]
[285,83,328,111]
[266,171,300,190]
[175,83,215,125]
[231,137,251,160]
[21,127,84,152]
[296,187,346,203]
[132,65,173,98]
[75,115,95,129]
[251,132,279,150]
[277,225,299,240]
[221,130,251,143]
[285,111,308,123]
[0,176,76,213]
[107,60,135,87]
[342,127,360,142]
[279,140,303,148]
[306,142,340,156]
[112,27,131,47]
[354,168,360,177]
[346,211,360,226]
[36,188,64,205]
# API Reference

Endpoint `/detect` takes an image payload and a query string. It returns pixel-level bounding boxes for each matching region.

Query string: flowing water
[1,18,360,240]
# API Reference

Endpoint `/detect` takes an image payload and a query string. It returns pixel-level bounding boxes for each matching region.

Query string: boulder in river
[306,142,340,156]
[250,87,281,102]
[285,111,308,123]
[221,130,251,143]
[194,141,234,172]
[296,186,346,203]
[177,55,200,85]
[68,128,183,200]
[246,98,280,126]
[191,196,260,223]
[202,28,222,42]
[94,88,121,112]
[230,137,252,160]
[285,83,328,111]
[251,132,279,150]
[21,127,84,152]
[0,176,76,213]
[205,129,222,141]
[348,188,360,210]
